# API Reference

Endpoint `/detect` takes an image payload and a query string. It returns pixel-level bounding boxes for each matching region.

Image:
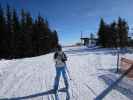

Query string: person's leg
[54,67,61,91]
[62,67,69,89]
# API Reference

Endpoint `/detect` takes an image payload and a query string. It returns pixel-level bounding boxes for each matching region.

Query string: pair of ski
[51,87,70,100]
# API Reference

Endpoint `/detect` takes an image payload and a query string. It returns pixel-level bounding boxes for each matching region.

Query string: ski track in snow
[0,46,133,100]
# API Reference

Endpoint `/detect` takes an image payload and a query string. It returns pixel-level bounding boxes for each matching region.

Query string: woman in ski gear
[53,45,69,91]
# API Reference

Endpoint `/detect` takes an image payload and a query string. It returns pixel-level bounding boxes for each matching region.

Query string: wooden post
[116,37,120,73]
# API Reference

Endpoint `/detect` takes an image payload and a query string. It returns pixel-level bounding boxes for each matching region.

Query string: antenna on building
[80,31,83,43]
[81,31,83,38]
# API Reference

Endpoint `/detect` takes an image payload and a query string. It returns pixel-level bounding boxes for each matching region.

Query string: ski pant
[54,66,69,90]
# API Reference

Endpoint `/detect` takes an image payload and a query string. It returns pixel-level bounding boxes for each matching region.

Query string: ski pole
[65,66,72,80]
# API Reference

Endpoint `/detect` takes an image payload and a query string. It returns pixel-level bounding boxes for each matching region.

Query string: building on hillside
[80,37,98,47]
[128,32,133,46]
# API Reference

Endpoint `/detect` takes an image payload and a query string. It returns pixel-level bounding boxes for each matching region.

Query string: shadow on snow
[0,88,68,100]
[95,72,133,100]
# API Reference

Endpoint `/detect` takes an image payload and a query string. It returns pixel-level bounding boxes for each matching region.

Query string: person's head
[56,45,62,51]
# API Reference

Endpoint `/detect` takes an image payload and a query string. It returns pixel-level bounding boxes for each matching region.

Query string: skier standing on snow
[53,45,69,92]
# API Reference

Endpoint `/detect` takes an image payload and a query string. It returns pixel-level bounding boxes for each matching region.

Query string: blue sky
[0,0,133,45]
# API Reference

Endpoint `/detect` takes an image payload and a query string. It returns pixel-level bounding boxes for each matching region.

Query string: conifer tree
[110,21,117,48]
[117,17,129,48]
[6,4,12,57]
[0,4,59,59]
[0,4,6,57]
[97,18,106,47]
[25,12,33,56]
[12,8,20,57]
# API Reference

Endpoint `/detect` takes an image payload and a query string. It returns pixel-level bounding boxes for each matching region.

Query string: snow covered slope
[0,46,133,100]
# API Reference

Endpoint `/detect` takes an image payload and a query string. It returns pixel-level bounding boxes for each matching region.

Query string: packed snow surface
[0,46,133,100]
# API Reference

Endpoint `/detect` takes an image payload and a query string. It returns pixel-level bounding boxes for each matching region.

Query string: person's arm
[54,52,58,59]
[54,52,58,64]
[62,52,67,62]
[64,53,67,61]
